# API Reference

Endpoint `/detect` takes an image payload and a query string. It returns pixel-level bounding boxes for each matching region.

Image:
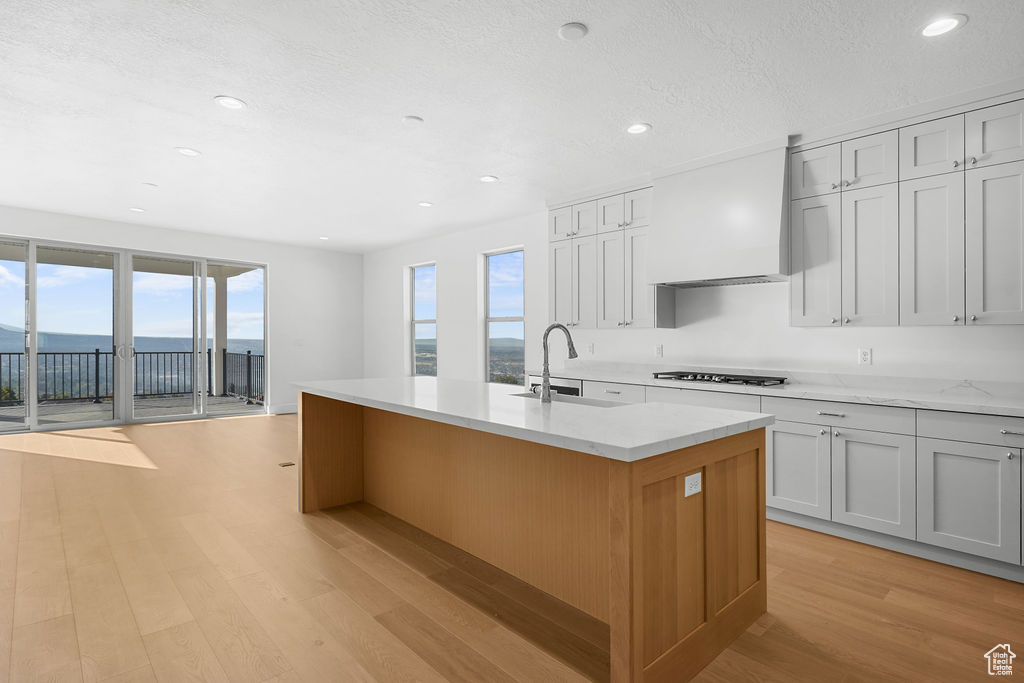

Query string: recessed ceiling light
[175,147,201,157]
[558,22,589,41]
[129,207,145,213]
[403,115,424,126]
[417,201,434,207]
[214,95,247,110]
[479,175,499,183]
[142,182,158,188]
[922,14,967,37]
[319,236,329,240]
[627,123,652,135]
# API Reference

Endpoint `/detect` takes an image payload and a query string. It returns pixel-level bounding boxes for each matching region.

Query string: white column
[212,274,228,395]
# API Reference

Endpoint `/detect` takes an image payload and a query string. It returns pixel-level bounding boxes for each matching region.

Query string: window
[485,249,525,384]
[411,264,436,376]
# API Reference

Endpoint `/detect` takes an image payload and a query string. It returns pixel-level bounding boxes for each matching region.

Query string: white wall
[565,282,1024,383]
[363,212,547,380]
[0,204,363,413]
[362,209,1024,384]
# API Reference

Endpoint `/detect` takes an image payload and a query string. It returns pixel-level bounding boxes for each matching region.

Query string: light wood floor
[0,415,1021,682]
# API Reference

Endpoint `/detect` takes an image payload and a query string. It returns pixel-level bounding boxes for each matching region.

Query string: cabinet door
[965,160,1024,324]
[831,428,916,539]
[624,187,654,228]
[624,226,653,328]
[791,194,842,326]
[841,130,898,190]
[898,174,966,325]
[597,195,625,233]
[766,421,832,519]
[899,114,965,180]
[965,99,1024,169]
[571,236,597,328]
[790,144,841,199]
[596,231,625,329]
[917,438,1021,564]
[841,183,899,325]
[549,206,573,241]
[549,240,573,324]
[572,200,598,237]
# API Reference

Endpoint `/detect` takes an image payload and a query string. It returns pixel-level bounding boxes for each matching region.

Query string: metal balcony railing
[0,349,264,406]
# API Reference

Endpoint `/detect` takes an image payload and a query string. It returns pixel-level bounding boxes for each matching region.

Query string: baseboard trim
[269,402,298,415]
[767,508,1024,584]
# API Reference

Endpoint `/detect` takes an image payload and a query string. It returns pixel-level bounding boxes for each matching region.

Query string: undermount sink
[511,391,626,408]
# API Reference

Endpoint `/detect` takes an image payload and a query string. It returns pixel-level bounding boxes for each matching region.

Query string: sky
[412,251,525,341]
[0,257,264,340]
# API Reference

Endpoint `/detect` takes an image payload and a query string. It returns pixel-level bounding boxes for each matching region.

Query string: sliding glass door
[205,262,265,415]
[35,246,117,427]
[0,242,27,431]
[130,255,200,420]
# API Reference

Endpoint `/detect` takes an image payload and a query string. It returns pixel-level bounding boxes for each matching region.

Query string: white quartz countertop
[529,365,1024,418]
[293,377,773,462]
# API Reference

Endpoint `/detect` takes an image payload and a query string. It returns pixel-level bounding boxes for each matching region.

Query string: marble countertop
[294,377,773,462]
[528,364,1024,418]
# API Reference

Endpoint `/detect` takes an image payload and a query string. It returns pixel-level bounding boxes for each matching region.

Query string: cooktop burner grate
[651,371,787,387]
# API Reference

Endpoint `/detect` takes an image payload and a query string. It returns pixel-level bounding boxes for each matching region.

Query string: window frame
[410,263,437,376]
[483,247,525,385]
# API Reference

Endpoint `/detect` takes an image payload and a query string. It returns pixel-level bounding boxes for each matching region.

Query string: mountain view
[414,336,525,384]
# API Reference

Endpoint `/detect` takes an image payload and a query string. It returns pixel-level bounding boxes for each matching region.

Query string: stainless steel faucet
[540,323,578,403]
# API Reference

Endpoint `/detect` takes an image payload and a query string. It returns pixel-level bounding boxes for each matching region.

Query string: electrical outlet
[684,472,702,497]
[654,344,663,358]
[858,348,873,365]
[587,343,595,355]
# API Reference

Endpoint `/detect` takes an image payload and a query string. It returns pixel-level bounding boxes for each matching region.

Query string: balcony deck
[0,394,263,426]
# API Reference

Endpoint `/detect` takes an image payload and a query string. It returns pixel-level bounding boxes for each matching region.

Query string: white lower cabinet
[831,428,916,539]
[766,421,831,519]
[917,438,1022,564]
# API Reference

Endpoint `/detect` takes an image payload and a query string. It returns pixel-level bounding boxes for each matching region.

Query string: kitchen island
[295,377,774,682]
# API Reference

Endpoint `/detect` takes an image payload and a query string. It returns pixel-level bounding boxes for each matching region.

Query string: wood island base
[299,391,767,682]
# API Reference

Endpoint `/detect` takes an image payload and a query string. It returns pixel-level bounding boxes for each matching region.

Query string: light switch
[684,472,702,497]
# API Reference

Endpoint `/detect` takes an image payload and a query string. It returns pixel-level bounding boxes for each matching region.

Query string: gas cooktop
[651,371,787,387]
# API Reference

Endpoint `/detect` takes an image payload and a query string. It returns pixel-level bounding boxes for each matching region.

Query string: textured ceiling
[1,0,1023,251]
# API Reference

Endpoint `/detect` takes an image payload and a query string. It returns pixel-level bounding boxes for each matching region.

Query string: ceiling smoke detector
[558,22,589,41]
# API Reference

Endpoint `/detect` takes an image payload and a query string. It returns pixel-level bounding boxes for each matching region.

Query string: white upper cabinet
[965,99,1024,169]
[571,236,597,328]
[549,206,573,241]
[572,200,598,238]
[898,174,966,325]
[841,184,899,326]
[549,240,572,325]
[596,231,625,329]
[623,226,653,328]
[841,130,898,190]
[965,160,1024,324]
[790,144,841,199]
[899,114,965,180]
[791,194,842,326]
[623,187,653,228]
[597,194,624,233]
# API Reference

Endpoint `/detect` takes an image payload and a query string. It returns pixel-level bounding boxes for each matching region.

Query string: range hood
[647,145,788,288]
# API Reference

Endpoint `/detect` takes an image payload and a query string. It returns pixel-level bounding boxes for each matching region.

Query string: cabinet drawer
[646,386,760,412]
[917,410,1024,447]
[761,396,914,435]
[583,380,646,403]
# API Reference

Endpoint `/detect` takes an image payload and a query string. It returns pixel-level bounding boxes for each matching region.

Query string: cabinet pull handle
[819,429,827,435]
[605,390,621,395]
[617,222,625,228]
[952,315,959,322]
[1001,429,1024,437]
[623,220,632,227]
[616,321,624,327]
[831,183,839,190]
[843,317,851,324]
[1009,453,1016,460]
[842,180,851,187]
[833,431,841,437]
[624,320,631,326]
[953,160,960,168]
[969,314,977,321]
[817,411,846,418]
[969,156,978,166]
[830,317,838,324]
